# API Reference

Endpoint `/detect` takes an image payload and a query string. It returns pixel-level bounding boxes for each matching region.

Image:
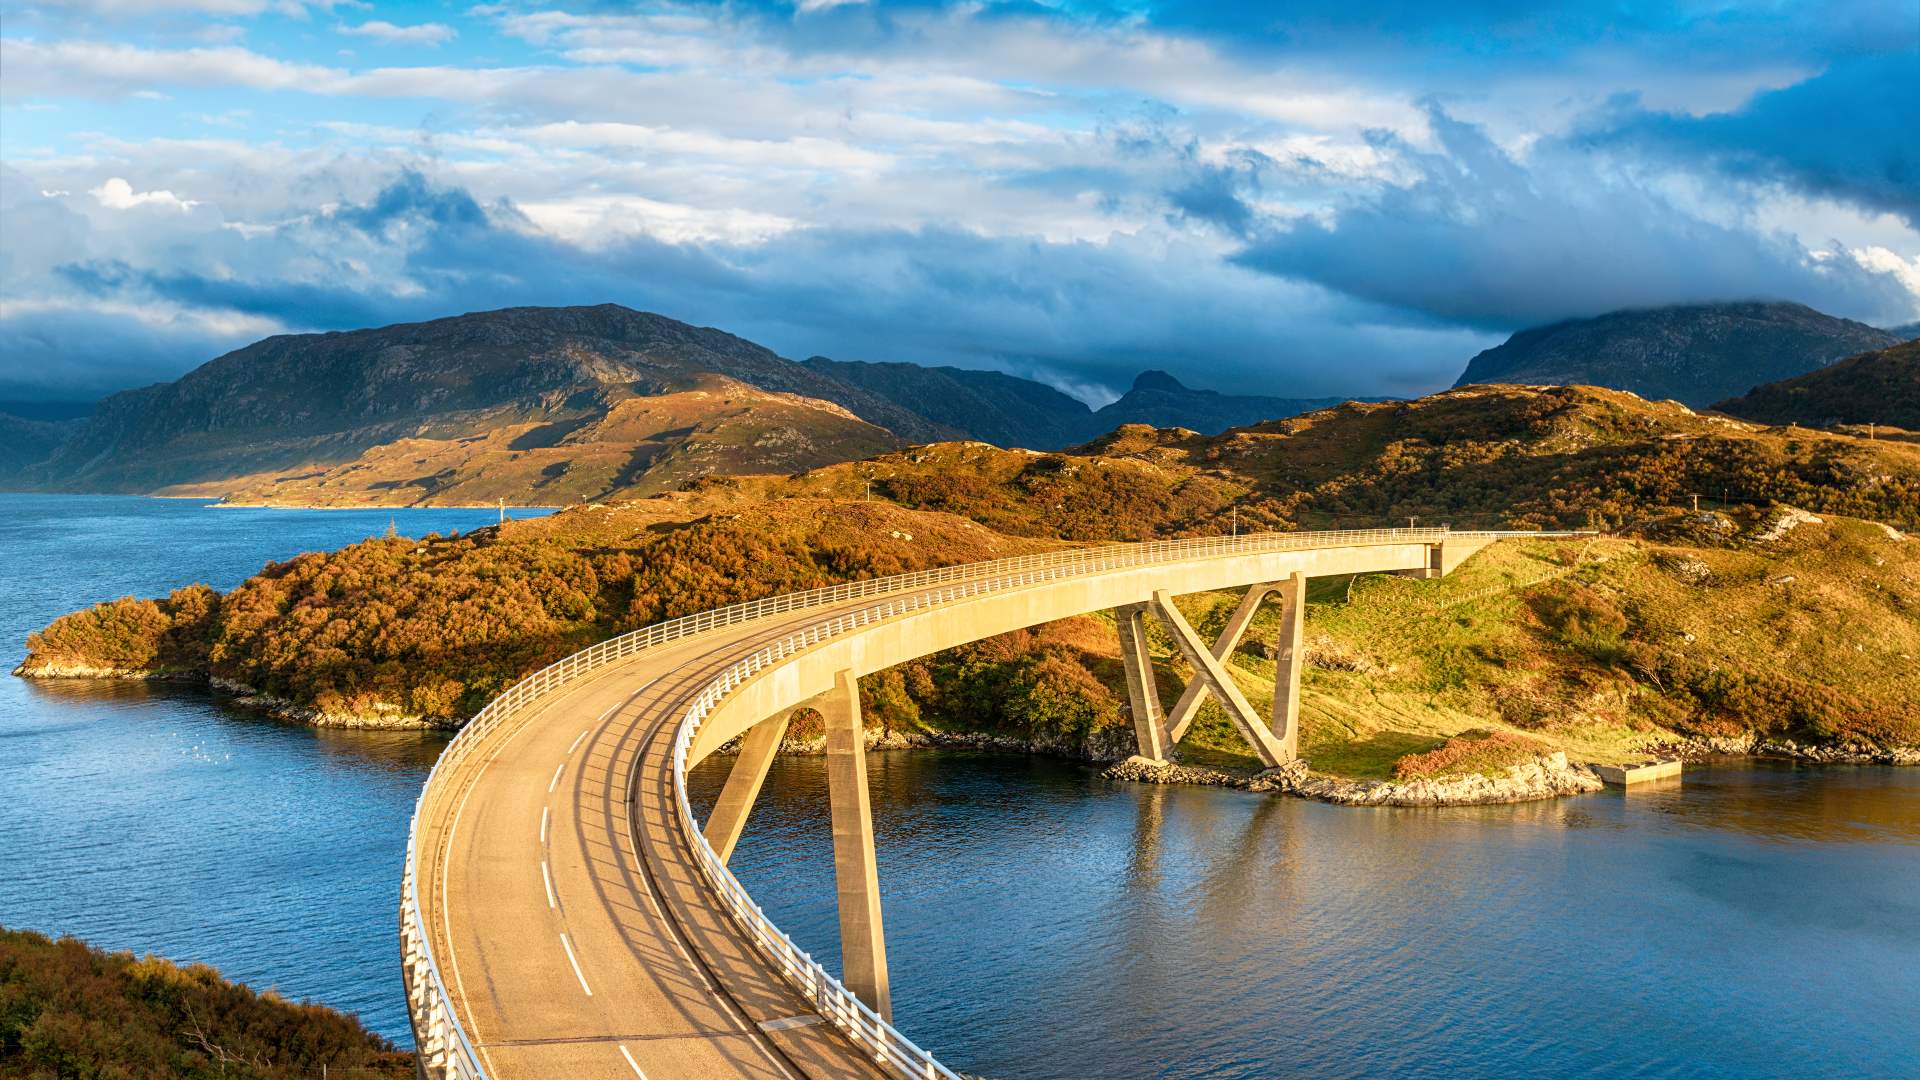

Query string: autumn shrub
[1528,581,1631,664]
[1391,730,1549,780]
[0,926,412,1079]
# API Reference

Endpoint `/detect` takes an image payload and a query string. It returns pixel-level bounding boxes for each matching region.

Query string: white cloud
[515,194,797,246]
[90,176,199,210]
[340,21,457,46]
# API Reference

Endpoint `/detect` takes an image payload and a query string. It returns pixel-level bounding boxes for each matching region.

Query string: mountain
[0,412,81,480]
[1088,370,1358,436]
[1454,302,1902,407]
[805,361,1362,449]
[24,305,954,504]
[801,356,1093,449]
[1714,339,1920,430]
[1886,321,1920,341]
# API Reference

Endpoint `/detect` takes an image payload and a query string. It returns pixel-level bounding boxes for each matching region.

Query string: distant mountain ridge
[1455,301,1901,407]
[11,304,1359,504]
[807,360,1361,449]
[800,356,1093,449]
[1715,339,1920,430]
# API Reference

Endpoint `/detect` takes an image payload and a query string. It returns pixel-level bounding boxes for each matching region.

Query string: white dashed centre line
[559,933,592,996]
[618,1044,648,1078]
[539,806,548,844]
[548,762,564,793]
[567,728,589,755]
[540,861,556,910]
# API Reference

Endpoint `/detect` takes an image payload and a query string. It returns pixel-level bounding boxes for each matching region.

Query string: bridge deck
[416,604,896,1079]
[410,528,1557,1078]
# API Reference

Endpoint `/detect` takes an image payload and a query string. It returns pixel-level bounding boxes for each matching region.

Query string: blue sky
[2,0,1916,404]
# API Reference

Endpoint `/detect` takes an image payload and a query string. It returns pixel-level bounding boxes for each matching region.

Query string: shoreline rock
[1106,751,1605,807]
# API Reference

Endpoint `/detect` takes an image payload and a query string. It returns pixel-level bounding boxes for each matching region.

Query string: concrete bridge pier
[702,709,792,863]
[822,668,893,1022]
[1116,602,1173,761]
[1270,571,1306,762]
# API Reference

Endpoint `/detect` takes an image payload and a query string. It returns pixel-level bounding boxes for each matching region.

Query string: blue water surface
[0,495,544,1040]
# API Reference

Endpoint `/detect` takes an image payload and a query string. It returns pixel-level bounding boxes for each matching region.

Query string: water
[4,495,1917,1074]
[0,494,542,1041]
[691,751,1920,1078]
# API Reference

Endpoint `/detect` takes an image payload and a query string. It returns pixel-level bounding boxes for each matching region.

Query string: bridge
[401,526,1570,1078]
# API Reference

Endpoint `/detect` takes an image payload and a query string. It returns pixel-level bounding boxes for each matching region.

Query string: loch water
[3,494,1917,1076]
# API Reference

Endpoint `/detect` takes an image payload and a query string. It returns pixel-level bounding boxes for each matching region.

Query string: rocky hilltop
[1714,338,1920,430]
[1455,301,1901,406]
[21,305,955,503]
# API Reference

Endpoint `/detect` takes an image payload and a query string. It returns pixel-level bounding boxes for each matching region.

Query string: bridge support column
[1270,571,1306,762]
[822,668,892,1022]
[1166,583,1276,744]
[703,710,792,865]
[1151,590,1289,768]
[1115,603,1171,760]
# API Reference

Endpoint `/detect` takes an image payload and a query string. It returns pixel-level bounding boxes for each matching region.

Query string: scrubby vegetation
[18,384,1920,771]
[1391,730,1549,780]
[0,927,412,1079]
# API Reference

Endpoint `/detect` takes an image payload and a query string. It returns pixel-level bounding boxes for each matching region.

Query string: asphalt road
[416,607,895,1079]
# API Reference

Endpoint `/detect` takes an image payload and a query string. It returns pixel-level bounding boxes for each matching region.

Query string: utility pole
[498,497,506,525]
[1408,515,1418,531]
[1231,506,1238,537]
[1691,494,1700,513]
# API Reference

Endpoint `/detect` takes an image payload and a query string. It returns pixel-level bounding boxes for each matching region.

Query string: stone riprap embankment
[1654,734,1920,766]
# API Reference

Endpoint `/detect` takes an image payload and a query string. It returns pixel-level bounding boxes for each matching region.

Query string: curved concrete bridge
[402,527,1573,1079]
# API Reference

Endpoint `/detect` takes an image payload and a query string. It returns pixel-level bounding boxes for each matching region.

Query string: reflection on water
[690,751,1920,1079]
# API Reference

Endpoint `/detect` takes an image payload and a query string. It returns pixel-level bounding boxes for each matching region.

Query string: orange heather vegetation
[19,384,1920,766]
[0,927,411,1079]
[1392,730,1550,780]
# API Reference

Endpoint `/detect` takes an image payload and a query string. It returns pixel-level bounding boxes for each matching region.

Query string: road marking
[618,1044,648,1078]
[758,1014,823,1033]
[559,933,592,996]
[548,762,565,793]
[567,728,589,755]
[541,861,556,910]
[539,806,548,844]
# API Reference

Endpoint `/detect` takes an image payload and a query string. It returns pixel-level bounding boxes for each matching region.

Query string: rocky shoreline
[9,663,452,731]
[1105,751,1606,807]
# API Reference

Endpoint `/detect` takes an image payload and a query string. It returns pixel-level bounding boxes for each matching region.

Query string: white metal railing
[402,526,1577,1077]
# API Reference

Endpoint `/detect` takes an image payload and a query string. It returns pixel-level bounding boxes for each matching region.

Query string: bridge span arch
[403,527,1573,1079]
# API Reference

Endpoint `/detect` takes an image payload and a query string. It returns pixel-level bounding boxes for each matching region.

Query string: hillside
[21,305,957,504]
[1455,302,1901,407]
[801,356,1093,450]
[0,413,77,481]
[1713,339,1920,430]
[0,926,412,1079]
[19,383,1920,773]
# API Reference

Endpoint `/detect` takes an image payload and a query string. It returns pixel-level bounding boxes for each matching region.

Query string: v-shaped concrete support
[1165,583,1277,744]
[1151,589,1290,768]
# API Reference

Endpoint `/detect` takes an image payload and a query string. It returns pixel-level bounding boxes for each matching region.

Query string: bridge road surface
[416,599,903,1080]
